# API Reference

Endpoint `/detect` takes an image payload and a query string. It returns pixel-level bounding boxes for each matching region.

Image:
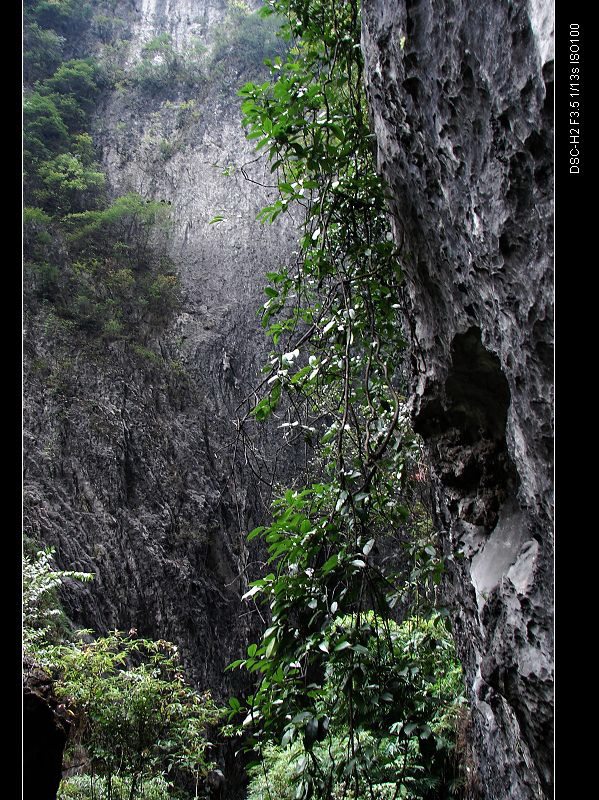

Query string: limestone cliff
[23,0,295,696]
[361,1,553,797]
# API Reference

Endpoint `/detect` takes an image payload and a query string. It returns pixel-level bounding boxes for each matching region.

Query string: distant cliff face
[361,1,553,797]
[23,0,295,696]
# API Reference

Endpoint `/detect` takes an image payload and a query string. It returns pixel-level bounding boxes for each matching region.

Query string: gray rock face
[24,0,295,698]
[361,1,553,797]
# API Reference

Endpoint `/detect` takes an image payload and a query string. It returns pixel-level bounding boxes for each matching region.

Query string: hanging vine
[225,2,466,798]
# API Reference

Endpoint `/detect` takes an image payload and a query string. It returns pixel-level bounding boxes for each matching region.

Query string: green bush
[159,137,178,160]
[70,133,96,165]
[131,58,173,95]
[210,7,288,81]
[27,0,93,38]
[23,91,70,161]
[58,774,171,800]
[248,739,400,800]
[37,59,105,130]
[45,632,224,799]
[25,192,180,335]
[23,206,53,251]
[102,317,124,339]
[147,273,180,314]
[25,261,62,300]
[131,34,206,95]
[64,193,171,251]
[23,22,65,83]
[91,13,128,44]
[43,58,104,105]
[244,614,465,800]
[24,550,224,800]
[37,153,105,212]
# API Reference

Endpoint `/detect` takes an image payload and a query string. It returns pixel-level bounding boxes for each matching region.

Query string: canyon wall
[24,0,295,696]
[361,1,553,797]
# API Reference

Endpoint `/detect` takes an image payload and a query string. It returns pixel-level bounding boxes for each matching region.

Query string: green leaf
[362,538,375,556]
[334,640,351,652]
[247,526,265,541]
[242,585,262,601]
[321,553,338,573]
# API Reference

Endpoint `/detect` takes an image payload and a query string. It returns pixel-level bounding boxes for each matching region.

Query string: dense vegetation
[23,0,181,342]
[225,1,467,798]
[22,2,308,798]
[23,548,223,799]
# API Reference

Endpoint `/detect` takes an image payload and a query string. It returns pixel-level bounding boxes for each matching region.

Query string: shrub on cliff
[23,1,181,341]
[26,0,93,39]
[23,22,65,83]
[131,33,206,96]
[210,3,288,80]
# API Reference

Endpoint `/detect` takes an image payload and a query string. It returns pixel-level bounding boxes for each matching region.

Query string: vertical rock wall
[24,0,296,696]
[361,1,553,797]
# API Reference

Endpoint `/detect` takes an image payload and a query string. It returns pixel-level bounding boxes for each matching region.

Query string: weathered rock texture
[24,0,295,700]
[361,1,553,797]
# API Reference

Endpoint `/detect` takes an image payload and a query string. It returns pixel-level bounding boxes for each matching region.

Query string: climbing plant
[227,1,466,798]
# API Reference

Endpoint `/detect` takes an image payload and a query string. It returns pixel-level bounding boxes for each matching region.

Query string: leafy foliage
[23,91,70,162]
[23,547,94,648]
[23,0,181,340]
[26,0,93,37]
[37,152,106,212]
[23,550,223,800]
[131,32,206,95]
[245,615,465,800]
[23,22,65,83]
[41,58,105,115]
[45,632,223,798]
[226,1,467,797]
[24,192,179,335]
[58,774,171,800]
[209,1,289,81]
